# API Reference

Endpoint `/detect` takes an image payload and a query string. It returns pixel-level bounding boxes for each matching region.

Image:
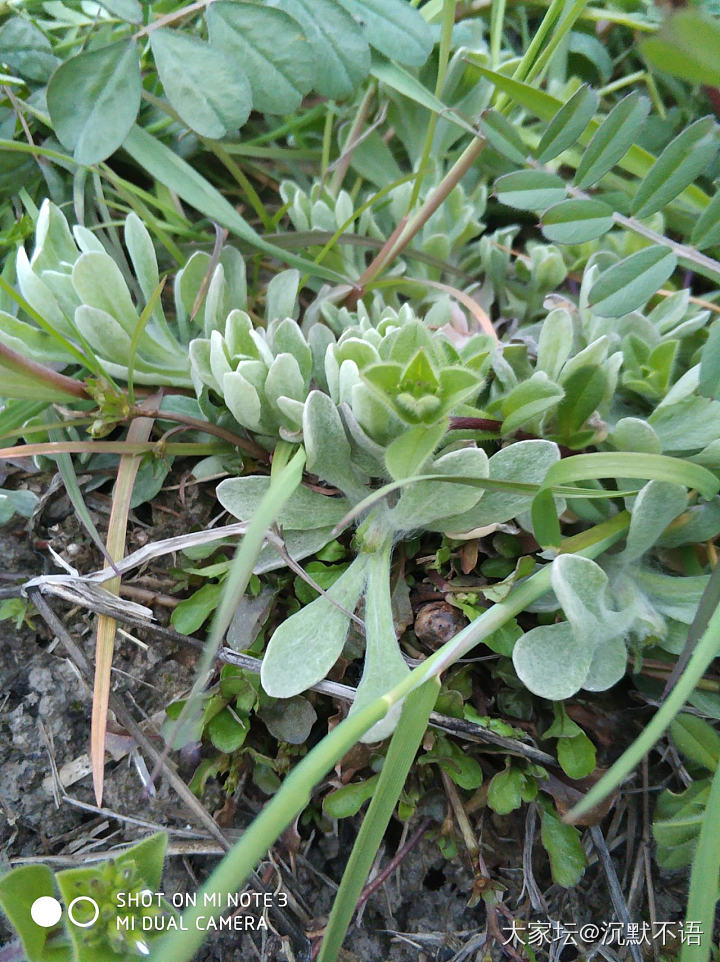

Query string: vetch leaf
[267,0,370,100]
[574,92,650,189]
[693,192,720,251]
[150,29,251,139]
[336,0,433,66]
[588,245,677,317]
[207,2,315,115]
[478,110,527,164]
[47,39,141,164]
[700,320,720,400]
[541,199,614,245]
[536,84,598,164]
[632,117,718,218]
[494,170,566,211]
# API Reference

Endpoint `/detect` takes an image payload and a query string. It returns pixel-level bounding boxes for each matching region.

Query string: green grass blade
[317,677,440,962]
[122,126,349,285]
[161,444,306,751]
[682,758,720,962]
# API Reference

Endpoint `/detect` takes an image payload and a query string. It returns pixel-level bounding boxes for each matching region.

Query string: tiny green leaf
[671,714,720,772]
[540,809,587,887]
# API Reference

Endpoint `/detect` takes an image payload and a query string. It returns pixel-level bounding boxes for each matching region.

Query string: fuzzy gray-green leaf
[589,246,676,317]
[574,91,650,189]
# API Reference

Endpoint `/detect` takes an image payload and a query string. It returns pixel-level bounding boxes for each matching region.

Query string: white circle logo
[67,896,100,928]
[30,896,62,928]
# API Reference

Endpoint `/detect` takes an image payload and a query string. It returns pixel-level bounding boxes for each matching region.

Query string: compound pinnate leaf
[632,117,718,218]
[336,0,433,67]
[588,245,677,317]
[541,199,614,245]
[267,0,370,100]
[536,84,598,164]
[494,170,566,211]
[47,39,141,164]
[150,29,251,139]
[574,91,650,189]
[207,2,315,116]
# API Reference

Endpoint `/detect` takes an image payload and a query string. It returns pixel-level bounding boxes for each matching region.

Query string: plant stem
[148,511,629,962]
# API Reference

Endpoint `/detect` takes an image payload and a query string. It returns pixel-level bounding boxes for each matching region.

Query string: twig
[354,818,431,911]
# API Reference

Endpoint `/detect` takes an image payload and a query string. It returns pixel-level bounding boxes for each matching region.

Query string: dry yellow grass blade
[91,414,155,805]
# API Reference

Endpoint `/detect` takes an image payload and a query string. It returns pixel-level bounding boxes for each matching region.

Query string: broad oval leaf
[267,0,370,100]
[494,170,566,211]
[47,39,141,164]
[261,555,368,698]
[541,199,614,244]
[574,91,650,189]
[513,622,593,700]
[97,0,142,21]
[150,29,251,138]
[632,116,718,218]
[336,0,433,66]
[536,84,598,163]
[620,479,687,562]
[0,16,60,83]
[207,2,315,115]
[588,245,677,317]
[692,191,720,251]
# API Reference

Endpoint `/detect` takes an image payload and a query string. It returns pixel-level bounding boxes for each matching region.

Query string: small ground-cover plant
[2,2,720,961]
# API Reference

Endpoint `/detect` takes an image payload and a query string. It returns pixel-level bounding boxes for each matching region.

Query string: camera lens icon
[67,896,100,927]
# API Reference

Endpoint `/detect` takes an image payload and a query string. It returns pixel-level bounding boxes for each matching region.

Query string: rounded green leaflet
[335,0,433,67]
[535,84,599,164]
[494,170,567,211]
[206,2,315,116]
[150,29,251,139]
[0,16,60,83]
[266,0,370,100]
[632,116,718,219]
[541,199,614,245]
[260,555,368,699]
[574,91,650,189]
[46,39,141,164]
[588,245,677,317]
[512,622,594,700]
